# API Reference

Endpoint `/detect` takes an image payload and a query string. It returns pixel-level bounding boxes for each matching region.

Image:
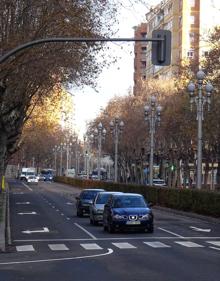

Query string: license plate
[126,221,141,225]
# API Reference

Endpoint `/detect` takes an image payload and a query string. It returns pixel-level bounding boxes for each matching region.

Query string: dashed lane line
[74,223,97,240]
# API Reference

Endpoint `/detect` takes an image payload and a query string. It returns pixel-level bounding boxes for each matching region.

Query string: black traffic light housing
[151,30,171,66]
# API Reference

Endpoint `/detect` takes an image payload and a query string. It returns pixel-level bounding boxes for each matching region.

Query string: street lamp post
[94,122,106,180]
[52,145,58,175]
[144,95,162,186]
[110,117,124,182]
[187,70,213,189]
[63,140,72,171]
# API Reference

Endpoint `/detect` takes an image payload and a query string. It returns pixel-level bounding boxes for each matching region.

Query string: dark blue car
[103,193,154,233]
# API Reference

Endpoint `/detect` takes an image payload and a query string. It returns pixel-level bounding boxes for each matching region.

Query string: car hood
[113,207,151,216]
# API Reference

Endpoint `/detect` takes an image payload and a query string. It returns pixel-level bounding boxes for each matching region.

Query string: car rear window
[96,193,111,204]
[113,196,147,208]
[81,191,100,199]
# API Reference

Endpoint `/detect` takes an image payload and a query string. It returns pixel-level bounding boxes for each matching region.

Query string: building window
[190,0,195,7]
[141,32,147,39]
[179,16,182,27]
[141,46,147,52]
[187,50,194,58]
[190,15,195,25]
[142,75,146,80]
[202,51,209,57]
[141,61,146,68]
[189,32,195,42]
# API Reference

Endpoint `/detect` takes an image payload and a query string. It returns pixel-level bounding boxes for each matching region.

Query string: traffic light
[151,30,171,66]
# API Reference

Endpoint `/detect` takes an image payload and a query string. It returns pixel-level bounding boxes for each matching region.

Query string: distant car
[89,191,123,225]
[36,174,45,181]
[153,178,167,187]
[26,175,38,185]
[103,193,154,233]
[44,174,53,181]
[75,188,105,217]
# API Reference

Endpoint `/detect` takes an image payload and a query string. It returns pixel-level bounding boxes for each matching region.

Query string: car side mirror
[75,196,79,200]
[148,202,154,208]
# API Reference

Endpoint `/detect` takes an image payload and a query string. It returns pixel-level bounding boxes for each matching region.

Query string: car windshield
[96,193,112,204]
[81,191,100,200]
[113,196,147,208]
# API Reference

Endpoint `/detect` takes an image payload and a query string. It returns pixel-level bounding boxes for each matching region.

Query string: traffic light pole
[0,31,171,65]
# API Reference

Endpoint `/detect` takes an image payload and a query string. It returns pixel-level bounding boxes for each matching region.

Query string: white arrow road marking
[190,226,211,232]
[0,248,113,265]
[18,212,37,215]
[16,202,30,205]
[22,227,49,234]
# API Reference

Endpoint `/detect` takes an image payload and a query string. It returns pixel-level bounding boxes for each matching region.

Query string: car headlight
[113,214,124,220]
[141,214,150,220]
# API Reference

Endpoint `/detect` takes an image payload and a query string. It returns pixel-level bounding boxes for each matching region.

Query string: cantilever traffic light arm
[0,30,171,65]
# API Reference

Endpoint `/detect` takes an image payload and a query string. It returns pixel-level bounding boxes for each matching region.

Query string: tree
[0,0,118,182]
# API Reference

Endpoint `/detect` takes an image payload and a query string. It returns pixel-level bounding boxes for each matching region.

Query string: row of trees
[0,0,120,183]
[87,27,220,189]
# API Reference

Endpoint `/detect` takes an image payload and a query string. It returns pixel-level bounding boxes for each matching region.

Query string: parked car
[36,174,45,181]
[26,175,38,185]
[153,178,167,187]
[89,191,123,225]
[75,188,105,217]
[103,193,154,233]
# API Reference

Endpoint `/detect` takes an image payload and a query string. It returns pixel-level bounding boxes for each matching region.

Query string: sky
[70,0,160,139]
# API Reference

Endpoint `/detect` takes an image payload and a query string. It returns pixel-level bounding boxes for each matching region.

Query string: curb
[154,205,220,225]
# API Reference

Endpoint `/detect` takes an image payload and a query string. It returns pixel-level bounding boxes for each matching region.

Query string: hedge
[55,176,220,218]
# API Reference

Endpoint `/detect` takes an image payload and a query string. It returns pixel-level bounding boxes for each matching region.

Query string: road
[0,179,220,281]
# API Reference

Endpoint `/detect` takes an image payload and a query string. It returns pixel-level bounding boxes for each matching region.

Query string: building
[133,0,220,95]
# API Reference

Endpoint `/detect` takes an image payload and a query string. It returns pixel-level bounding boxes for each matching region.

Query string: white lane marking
[13,192,24,195]
[80,243,103,250]
[48,244,69,251]
[0,248,113,265]
[144,241,171,248]
[66,218,70,220]
[18,212,37,215]
[175,241,204,248]
[56,209,59,212]
[16,245,35,252]
[61,213,64,216]
[66,202,73,205]
[158,227,184,238]
[209,246,220,251]
[74,223,97,240]
[22,227,49,234]
[112,242,136,249]
[13,236,220,242]
[190,226,211,232]
[16,202,30,205]
[207,241,220,247]
[22,183,33,191]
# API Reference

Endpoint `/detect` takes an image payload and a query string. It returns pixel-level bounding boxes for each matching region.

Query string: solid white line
[0,248,113,265]
[13,236,220,242]
[158,227,184,238]
[74,223,97,240]
[22,183,33,191]
[209,246,220,251]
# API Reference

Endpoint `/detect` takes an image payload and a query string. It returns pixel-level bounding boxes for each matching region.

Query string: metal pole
[66,144,69,171]
[54,151,57,174]
[98,132,101,180]
[114,123,119,182]
[197,81,203,189]
[60,149,63,176]
[149,110,155,186]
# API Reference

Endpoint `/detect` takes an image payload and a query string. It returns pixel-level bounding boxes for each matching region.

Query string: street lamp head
[187,82,195,95]
[150,95,156,106]
[102,128,107,136]
[109,120,114,130]
[144,105,150,113]
[119,120,124,130]
[205,83,213,95]
[156,105,162,114]
[196,70,205,81]
[94,128,98,136]
[98,122,103,130]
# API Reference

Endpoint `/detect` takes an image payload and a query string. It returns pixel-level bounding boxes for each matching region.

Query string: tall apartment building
[133,0,220,95]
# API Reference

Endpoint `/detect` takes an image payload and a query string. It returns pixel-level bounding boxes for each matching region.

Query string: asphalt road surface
[0,179,220,281]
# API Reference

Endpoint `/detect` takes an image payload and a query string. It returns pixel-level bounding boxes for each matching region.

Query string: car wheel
[77,209,83,217]
[147,225,154,233]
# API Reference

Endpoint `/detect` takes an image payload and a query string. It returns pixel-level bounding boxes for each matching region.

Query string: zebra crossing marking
[48,244,69,251]
[16,245,35,252]
[144,241,171,248]
[206,241,220,247]
[112,242,136,249]
[175,241,204,248]
[80,243,103,250]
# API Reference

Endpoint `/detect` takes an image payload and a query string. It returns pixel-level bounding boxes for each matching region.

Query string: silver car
[89,191,123,225]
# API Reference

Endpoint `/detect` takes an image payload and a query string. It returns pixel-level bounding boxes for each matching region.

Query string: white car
[153,178,167,187]
[26,175,38,184]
